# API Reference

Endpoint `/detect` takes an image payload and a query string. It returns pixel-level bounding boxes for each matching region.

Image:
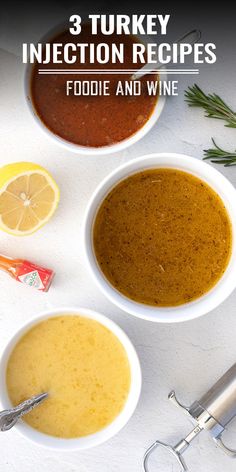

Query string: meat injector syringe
[143,363,236,471]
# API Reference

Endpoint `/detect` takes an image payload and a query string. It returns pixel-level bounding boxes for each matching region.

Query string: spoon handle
[0,393,48,431]
[132,29,201,80]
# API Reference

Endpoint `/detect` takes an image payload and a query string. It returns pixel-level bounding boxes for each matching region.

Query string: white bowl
[0,307,141,450]
[84,153,236,323]
[24,25,165,155]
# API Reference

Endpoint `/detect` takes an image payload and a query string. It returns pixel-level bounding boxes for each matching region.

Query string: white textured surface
[1,13,236,472]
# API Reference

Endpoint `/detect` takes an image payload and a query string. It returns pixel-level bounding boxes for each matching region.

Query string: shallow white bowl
[24,25,165,155]
[84,153,236,323]
[0,307,141,450]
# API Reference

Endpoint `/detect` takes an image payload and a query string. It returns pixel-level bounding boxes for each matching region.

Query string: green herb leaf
[185,84,236,128]
[203,139,236,166]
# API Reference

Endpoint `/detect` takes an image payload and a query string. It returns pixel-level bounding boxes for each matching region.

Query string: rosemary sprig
[185,84,236,128]
[204,138,236,166]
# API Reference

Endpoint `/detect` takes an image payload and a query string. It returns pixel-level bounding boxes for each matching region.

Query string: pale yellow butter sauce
[6,315,131,438]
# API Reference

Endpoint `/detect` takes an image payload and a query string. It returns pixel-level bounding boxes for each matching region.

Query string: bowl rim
[0,307,142,450]
[83,152,236,323]
[23,22,166,155]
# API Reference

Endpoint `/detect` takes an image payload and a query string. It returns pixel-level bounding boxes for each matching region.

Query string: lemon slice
[0,162,60,236]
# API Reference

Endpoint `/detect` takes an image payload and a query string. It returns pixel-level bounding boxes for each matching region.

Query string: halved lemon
[0,162,60,236]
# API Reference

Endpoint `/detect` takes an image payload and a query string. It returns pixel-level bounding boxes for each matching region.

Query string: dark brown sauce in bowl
[31,25,158,148]
[93,169,232,307]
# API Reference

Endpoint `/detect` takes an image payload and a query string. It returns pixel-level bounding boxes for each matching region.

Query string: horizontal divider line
[38,71,199,75]
[38,69,199,72]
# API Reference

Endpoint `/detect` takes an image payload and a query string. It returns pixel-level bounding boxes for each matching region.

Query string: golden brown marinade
[93,169,232,307]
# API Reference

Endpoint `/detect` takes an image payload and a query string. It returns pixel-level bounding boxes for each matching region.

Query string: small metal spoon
[0,393,48,431]
[131,29,201,80]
